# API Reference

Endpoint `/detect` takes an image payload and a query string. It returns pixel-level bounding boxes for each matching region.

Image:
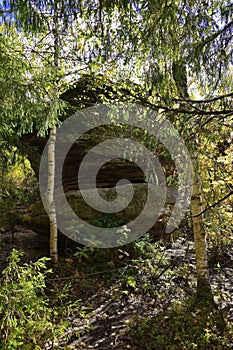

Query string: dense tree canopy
[1,1,232,92]
[0,0,232,301]
[0,1,233,348]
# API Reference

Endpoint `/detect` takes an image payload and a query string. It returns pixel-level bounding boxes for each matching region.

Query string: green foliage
[196,123,233,257]
[71,234,165,279]
[0,151,38,204]
[73,246,96,264]
[130,300,233,349]
[118,236,176,295]
[93,213,124,228]
[0,2,232,338]
[0,249,72,350]
[2,1,232,96]
[0,202,19,234]
[0,26,66,140]
[0,149,38,231]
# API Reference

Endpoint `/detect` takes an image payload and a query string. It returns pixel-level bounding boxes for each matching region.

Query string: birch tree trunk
[191,151,214,304]
[47,4,59,263]
[173,60,214,304]
[47,124,58,263]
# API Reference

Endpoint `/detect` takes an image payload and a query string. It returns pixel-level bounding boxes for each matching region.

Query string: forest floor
[0,226,233,349]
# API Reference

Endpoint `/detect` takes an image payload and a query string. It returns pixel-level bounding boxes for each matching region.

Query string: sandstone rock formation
[19,75,179,245]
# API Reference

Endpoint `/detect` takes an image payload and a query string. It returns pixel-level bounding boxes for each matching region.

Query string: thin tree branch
[131,94,233,116]
[198,21,233,49]
[174,92,233,104]
[152,105,233,116]
[192,190,233,218]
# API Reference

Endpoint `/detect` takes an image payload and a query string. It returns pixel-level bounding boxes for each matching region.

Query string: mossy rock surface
[23,183,178,242]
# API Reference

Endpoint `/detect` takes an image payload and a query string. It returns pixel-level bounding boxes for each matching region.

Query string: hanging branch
[192,190,233,218]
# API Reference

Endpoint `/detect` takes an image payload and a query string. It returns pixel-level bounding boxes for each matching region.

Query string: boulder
[19,75,178,245]
[23,183,177,245]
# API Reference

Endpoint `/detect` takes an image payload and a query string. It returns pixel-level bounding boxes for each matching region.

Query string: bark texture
[47,125,58,263]
[191,163,214,303]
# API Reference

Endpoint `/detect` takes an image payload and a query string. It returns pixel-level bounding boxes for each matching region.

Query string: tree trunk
[47,124,58,263]
[173,57,214,305]
[47,3,59,263]
[191,155,214,304]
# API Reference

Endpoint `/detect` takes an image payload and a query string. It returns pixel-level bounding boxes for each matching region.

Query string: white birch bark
[191,153,213,302]
[47,124,58,263]
[173,60,213,303]
[46,3,60,263]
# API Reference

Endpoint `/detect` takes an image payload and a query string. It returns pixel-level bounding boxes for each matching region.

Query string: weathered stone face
[19,76,175,191]
[23,184,177,244]
[58,123,174,191]
[19,75,178,245]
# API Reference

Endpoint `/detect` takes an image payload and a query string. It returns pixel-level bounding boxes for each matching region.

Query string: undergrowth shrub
[0,249,74,350]
[130,300,233,350]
